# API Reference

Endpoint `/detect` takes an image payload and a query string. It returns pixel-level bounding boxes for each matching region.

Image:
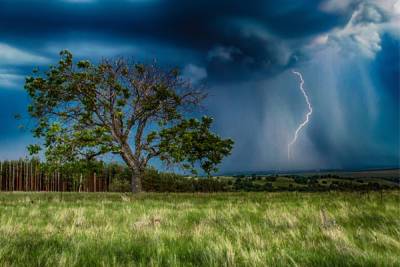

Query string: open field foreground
[0,192,399,267]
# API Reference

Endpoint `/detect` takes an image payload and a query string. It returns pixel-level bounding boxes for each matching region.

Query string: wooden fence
[0,161,110,192]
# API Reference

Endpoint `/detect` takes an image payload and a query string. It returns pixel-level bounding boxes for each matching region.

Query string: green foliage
[108,178,131,192]
[106,166,230,193]
[156,116,234,175]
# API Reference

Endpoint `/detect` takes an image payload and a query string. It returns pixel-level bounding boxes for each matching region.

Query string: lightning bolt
[288,70,313,159]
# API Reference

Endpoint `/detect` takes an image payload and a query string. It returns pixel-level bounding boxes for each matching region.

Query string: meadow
[0,191,399,267]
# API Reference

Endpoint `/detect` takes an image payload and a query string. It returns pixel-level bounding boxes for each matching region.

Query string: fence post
[79,173,83,192]
[94,172,96,192]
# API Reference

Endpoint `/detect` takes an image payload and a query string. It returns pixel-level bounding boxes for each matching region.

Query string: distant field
[296,169,400,179]
[216,170,399,192]
[0,192,399,266]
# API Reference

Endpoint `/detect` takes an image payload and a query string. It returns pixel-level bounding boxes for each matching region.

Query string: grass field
[0,192,399,267]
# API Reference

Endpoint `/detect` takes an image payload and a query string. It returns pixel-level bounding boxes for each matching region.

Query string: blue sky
[0,0,399,172]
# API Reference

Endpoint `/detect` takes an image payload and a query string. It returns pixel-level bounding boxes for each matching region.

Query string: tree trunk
[131,170,142,193]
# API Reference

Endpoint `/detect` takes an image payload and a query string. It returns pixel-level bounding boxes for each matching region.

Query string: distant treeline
[0,159,398,192]
[0,159,228,192]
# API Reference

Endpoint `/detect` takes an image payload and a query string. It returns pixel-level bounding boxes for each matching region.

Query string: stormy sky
[0,0,399,172]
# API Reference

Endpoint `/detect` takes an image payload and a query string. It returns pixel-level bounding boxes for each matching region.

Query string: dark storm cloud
[0,0,343,42]
[0,0,348,80]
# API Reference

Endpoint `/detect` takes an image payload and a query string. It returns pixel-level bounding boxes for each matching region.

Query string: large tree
[25,51,233,192]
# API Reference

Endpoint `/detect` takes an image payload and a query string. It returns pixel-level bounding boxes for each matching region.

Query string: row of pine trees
[0,159,125,192]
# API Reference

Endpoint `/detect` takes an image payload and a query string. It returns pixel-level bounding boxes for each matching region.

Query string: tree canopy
[25,50,233,192]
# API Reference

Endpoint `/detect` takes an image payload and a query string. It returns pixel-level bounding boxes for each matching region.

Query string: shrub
[109,179,131,192]
[294,177,308,184]
[263,183,273,190]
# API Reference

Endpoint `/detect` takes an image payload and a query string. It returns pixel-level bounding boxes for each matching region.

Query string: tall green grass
[0,192,398,266]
